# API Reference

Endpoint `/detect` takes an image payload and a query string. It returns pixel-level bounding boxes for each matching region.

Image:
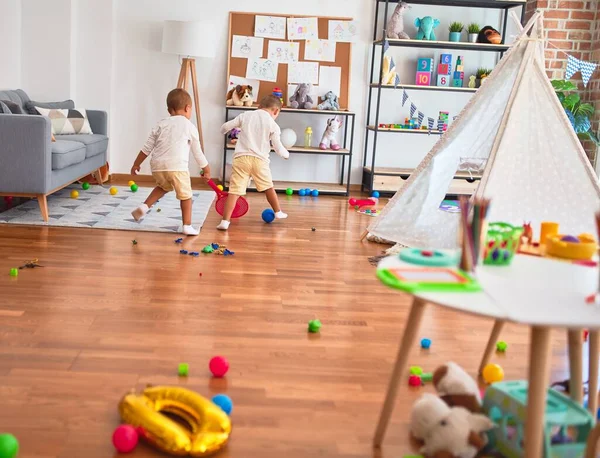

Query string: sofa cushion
[35,107,93,135]
[25,98,74,115]
[0,89,30,111]
[55,134,108,158]
[0,101,9,114]
[0,100,24,114]
[52,140,86,170]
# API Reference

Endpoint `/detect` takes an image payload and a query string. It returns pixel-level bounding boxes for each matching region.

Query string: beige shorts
[152,171,193,200]
[229,155,273,195]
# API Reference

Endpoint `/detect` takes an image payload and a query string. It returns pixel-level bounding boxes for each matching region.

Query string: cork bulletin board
[227,11,354,110]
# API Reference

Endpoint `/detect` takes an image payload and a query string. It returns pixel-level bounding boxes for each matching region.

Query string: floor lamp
[162,20,216,151]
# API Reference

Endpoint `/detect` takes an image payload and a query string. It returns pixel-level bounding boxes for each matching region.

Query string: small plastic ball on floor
[0,433,19,458]
[209,356,229,377]
[311,189,319,197]
[130,184,139,192]
[299,189,306,196]
[262,209,275,223]
[482,363,504,384]
[112,425,138,453]
[408,375,422,387]
[109,187,118,195]
[496,341,508,352]
[70,190,79,199]
[212,394,233,415]
[422,372,433,383]
[420,338,431,349]
[128,180,136,187]
[286,188,293,195]
[178,363,189,376]
[409,366,423,375]
[371,191,380,198]
[81,182,90,190]
[308,319,322,333]
[9,268,18,277]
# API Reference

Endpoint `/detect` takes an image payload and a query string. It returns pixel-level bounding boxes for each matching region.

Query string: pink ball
[112,424,138,453]
[209,356,229,378]
[348,198,357,206]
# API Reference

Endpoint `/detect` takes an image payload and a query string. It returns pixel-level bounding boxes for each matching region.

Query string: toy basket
[483,222,523,266]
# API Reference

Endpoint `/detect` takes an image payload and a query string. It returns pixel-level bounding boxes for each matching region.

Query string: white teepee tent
[367,12,600,249]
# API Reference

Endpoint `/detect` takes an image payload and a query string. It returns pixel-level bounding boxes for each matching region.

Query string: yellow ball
[70,190,79,199]
[109,187,118,196]
[217,185,224,191]
[128,180,136,187]
[482,363,504,384]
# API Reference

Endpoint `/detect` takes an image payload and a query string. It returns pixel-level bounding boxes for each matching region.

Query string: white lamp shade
[162,20,216,58]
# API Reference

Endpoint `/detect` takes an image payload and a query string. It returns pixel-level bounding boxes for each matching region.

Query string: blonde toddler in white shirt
[130,89,210,235]
[218,95,289,230]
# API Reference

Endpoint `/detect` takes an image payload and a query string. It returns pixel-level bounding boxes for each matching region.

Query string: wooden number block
[437,75,450,87]
[416,71,432,86]
[437,63,449,75]
[451,78,463,87]
[453,71,464,80]
[417,58,434,72]
[440,54,452,65]
[455,65,464,72]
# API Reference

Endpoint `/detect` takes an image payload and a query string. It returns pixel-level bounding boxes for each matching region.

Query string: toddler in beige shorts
[130,88,210,236]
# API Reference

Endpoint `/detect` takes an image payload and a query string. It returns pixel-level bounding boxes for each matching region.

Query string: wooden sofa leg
[37,194,49,222]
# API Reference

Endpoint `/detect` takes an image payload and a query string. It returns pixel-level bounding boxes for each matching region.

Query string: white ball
[280,128,297,149]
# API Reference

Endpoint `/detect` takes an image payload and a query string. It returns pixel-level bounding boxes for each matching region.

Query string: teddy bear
[226,85,253,107]
[289,83,314,110]
[317,91,340,111]
[386,2,410,39]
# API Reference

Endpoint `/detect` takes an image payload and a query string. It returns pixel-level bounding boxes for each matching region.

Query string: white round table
[373,254,600,457]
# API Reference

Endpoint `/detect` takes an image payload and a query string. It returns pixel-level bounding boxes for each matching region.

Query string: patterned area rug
[0,185,215,233]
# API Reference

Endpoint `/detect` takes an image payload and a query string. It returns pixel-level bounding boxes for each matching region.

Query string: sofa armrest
[87,110,108,136]
[0,114,52,194]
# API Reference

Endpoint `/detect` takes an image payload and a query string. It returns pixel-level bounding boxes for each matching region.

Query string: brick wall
[526,0,599,164]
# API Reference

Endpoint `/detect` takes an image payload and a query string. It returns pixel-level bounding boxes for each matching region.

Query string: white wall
[0,0,22,89]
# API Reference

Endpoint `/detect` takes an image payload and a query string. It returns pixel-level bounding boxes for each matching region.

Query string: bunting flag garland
[417,111,425,128]
[565,54,597,87]
[402,90,409,106]
[410,103,417,118]
[383,37,390,54]
[437,118,445,133]
[427,117,434,135]
[394,73,401,87]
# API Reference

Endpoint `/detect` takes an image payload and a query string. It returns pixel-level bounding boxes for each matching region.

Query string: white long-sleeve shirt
[142,115,208,172]
[220,109,289,163]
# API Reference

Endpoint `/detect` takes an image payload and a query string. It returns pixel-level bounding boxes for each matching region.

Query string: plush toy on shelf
[319,117,342,151]
[477,26,502,44]
[415,16,440,41]
[289,83,314,109]
[228,127,241,145]
[381,55,398,85]
[226,84,253,107]
[386,2,410,39]
[317,91,340,111]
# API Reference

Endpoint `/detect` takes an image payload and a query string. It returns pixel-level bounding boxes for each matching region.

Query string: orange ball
[109,187,118,196]
[482,363,504,384]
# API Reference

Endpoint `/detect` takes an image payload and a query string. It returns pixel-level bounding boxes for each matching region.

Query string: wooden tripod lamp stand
[162,20,216,151]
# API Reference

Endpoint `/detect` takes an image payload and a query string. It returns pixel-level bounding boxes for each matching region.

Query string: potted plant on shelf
[552,79,600,146]
[449,22,464,42]
[467,23,480,43]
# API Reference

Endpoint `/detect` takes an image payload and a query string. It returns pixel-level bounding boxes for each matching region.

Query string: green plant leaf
[551,79,566,90]
[564,93,580,108]
[573,114,591,133]
[576,103,595,118]
[556,92,566,104]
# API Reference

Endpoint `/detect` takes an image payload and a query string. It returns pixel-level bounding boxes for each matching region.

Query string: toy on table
[308,319,322,333]
[317,91,340,111]
[482,363,504,384]
[545,233,597,261]
[130,183,139,192]
[539,221,559,245]
[416,58,433,86]
[458,197,490,272]
[477,26,502,44]
[228,127,241,145]
[207,178,248,218]
[119,386,231,456]
[386,2,410,39]
[226,84,253,107]
[348,197,376,208]
[483,222,523,266]
[378,266,480,293]
[0,433,19,458]
[280,128,297,148]
[319,117,342,151]
[272,86,284,105]
[209,356,229,377]
[212,394,233,415]
[399,248,458,267]
[70,190,79,199]
[81,182,90,190]
[415,16,440,40]
[109,186,118,195]
[420,338,431,349]
[289,83,314,109]
[262,208,275,223]
[496,341,508,352]
[483,381,594,458]
[112,425,138,453]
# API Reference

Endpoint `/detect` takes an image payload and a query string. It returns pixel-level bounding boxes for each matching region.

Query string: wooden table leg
[585,421,600,458]
[478,319,505,374]
[524,326,552,458]
[568,329,584,404]
[373,297,426,448]
[589,331,599,416]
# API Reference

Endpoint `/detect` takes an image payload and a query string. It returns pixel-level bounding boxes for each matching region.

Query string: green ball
[0,433,19,458]
[496,341,508,352]
[409,366,423,375]
[421,372,434,383]
[308,319,322,333]
[285,188,293,195]
[81,182,90,190]
[130,184,139,192]
[178,363,189,376]
[9,268,18,277]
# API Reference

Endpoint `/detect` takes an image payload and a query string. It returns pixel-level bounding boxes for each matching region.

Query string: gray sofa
[0,89,108,221]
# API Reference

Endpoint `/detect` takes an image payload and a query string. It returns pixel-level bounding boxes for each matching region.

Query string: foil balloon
[118,386,231,456]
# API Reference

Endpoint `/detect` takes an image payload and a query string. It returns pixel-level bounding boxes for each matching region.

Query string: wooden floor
[0,189,582,458]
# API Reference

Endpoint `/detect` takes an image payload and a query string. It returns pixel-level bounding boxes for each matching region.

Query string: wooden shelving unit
[362,0,525,196]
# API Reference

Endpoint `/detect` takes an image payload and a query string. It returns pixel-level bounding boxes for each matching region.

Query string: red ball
[4,196,13,203]
[209,356,229,378]
[408,375,422,387]
[348,198,357,206]
[112,424,138,453]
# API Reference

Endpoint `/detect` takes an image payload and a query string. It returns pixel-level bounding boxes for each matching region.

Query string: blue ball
[262,208,275,223]
[299,189,306,196]
[304,188,310,194]
[420,338,431,349]
[311,189,319,197]
[212,394,233,415]
[371,191,380,198]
